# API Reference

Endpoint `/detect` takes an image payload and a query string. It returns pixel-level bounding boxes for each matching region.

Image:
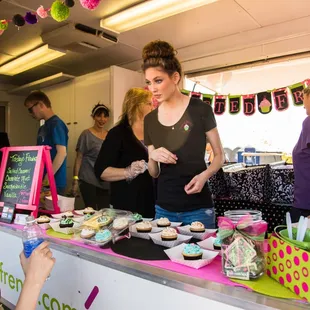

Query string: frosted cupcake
[136,221,152,232]
[83,207,95,215]
[259,97,271,113]
[36,215,50,224]
[157,217,171,227]
[190,221,205,232]
[161,227,177,241]
[182,244,203,260]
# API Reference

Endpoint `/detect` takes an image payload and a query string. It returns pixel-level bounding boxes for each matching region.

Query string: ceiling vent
[41,23,118,54]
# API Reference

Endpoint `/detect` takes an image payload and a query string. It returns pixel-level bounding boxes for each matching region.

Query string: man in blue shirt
[24,91,68,194]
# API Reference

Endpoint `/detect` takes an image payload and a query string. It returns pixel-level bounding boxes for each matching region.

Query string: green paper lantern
[0,20,8,31]
[51,0,70,22]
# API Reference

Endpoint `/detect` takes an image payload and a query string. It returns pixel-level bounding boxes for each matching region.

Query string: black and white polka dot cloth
[214,199,291,233]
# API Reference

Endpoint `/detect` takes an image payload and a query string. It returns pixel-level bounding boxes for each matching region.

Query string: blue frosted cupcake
[182,244,203,260]
[95,229,112,243]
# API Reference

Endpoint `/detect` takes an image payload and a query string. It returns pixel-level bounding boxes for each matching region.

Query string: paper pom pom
[65,0,75,8]
[51,0,70,22]
[0,20,8,30]
[25,12,38,24]
[80,0,101,10]
[13,14,25,27]
[0,30,4,36]
[37,6,48,19]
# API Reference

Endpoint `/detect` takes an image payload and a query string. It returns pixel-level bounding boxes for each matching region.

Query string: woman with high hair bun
[94,88,155,217]
[143,40,225,228]
[72,103,110,210]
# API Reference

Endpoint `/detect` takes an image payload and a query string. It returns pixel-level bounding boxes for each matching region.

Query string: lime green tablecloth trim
[232,274,302,300]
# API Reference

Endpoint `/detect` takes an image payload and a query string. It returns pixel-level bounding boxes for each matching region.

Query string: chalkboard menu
[0,150,38,205]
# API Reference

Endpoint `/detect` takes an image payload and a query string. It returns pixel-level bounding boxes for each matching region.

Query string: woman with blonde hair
[94,88,155,217]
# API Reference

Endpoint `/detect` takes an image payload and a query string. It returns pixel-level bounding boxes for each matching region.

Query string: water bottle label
[23,238,44,258]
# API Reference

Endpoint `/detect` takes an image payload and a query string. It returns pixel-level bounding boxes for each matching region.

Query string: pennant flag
[257,91,272,114]
[228,95,241,115]
[202,94,214,106]
[214,95,226,115]
[289,82,304,106]
[273,88,289,111]
[243,94,256,116]
[191,91,202,99]
[181,89,190,96]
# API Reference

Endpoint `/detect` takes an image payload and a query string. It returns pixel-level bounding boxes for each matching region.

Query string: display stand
[0,146,60,218]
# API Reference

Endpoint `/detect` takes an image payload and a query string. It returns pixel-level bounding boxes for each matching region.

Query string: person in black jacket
[94,88,155,217]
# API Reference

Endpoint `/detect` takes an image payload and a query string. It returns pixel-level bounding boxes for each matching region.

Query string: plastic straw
[286,212,293,240]
[299,218,308,242]
[296,216,304,242]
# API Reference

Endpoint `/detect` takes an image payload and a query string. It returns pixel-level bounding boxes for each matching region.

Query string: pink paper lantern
[79,0,101,10]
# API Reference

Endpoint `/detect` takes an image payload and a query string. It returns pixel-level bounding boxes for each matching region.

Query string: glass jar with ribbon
[217,210,268,280]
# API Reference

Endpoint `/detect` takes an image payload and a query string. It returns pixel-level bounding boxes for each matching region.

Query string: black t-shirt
[144,97,216,212]
[94,120,155,218]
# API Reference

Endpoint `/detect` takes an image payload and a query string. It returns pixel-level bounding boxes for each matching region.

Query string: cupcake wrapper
[149,232,192,248]
[177,225,217,240]
[164,244,219,269]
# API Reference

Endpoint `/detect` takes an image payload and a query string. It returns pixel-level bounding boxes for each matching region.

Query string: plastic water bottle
[22,216,45,258]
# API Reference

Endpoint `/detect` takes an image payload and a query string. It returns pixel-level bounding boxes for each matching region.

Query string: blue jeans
[155,205,215,228]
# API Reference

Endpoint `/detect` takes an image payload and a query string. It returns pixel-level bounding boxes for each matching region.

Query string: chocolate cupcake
[157,217,171,227]
[59,216,74,228]
[161,227,177,241]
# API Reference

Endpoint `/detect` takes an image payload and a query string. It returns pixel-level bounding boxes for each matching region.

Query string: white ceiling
[1,0,310,86]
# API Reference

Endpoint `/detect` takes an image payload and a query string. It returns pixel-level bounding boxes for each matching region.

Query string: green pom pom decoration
[0,20,8,30]
[51,0,70,22]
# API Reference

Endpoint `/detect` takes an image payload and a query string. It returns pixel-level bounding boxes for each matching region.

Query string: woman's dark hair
[141,40,182,78]
[91,103,110,118]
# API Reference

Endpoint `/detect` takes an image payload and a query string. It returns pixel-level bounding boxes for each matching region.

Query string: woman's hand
[149,147,177,164]
[20,241,55,286]
[184,172,208,195]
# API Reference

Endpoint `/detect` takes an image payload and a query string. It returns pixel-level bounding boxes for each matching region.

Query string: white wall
[42,66,143,191]
[0,86,38,146]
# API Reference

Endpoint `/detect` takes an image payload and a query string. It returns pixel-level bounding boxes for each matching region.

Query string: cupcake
[213,236,222,250]
[161,227,177,241]
[83,207,95,215]
[136,221,152,233]
[95,229,112,243]
[80,228,96,239]
[157,217,171,227]
[190,221,205,232]
[59,216,74,228]
[97,215,113,227]
[113,217,129,230]
[132,213,143,222]
[182,244,203,260]
[36,215,50,224]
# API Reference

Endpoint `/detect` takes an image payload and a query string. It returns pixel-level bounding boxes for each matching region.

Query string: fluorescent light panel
[100,0,218,33]
[0,44,66,76]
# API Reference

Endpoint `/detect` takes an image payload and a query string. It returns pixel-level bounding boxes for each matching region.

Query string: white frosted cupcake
[161,227,177,241]
[36,215,51,224]
[157,217,171,227]
[190,221,205,232]
[136,221,152,232]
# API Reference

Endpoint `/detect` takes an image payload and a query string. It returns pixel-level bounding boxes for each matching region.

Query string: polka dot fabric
[267,236,309,301]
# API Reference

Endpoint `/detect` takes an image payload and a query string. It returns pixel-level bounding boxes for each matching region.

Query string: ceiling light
[100,0,218,33]
[0,44,66,76]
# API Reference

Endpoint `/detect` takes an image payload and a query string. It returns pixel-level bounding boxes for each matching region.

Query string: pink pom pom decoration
[79,0,101,10]
[37,5,48,19]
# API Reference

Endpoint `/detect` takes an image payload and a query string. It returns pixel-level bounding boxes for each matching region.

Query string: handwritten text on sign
[0,151,37,204]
